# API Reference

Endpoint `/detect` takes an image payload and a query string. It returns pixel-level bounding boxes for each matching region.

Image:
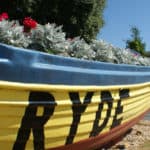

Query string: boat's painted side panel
[0,43,150,149]
[48,109,150,150]
[0,81,150,150]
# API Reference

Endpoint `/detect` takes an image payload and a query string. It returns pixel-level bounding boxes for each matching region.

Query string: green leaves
[1,0,106,42]
[126,26,146,55]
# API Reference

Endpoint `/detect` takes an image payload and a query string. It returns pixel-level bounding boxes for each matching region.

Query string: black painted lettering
[101,91,113,102]
[13,92,56,150]
[65,92,94,144]
[111,89,129,128]
[90,91,113,137]
[111,100,123,128]
[119,89,129,99]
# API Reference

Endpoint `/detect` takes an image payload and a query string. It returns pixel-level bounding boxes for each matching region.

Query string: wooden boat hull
[49,109,150,150]
[0,43,150,150]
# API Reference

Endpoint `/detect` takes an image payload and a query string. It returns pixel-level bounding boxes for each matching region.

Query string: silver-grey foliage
[29,24,70,53]
[0,20,150,66]
[0,20,31,47]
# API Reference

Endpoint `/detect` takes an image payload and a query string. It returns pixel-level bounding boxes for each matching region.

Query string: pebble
[109,120,150,150]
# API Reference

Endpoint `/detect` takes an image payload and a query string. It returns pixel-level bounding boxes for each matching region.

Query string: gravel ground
[109,120,150,150]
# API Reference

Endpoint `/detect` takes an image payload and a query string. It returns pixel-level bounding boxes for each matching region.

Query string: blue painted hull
[0,43,150,85]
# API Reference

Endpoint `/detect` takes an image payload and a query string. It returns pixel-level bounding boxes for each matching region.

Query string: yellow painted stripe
[0,80,150,150]
[0,80,150,91]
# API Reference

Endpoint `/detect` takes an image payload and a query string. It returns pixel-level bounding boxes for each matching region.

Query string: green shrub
[0,0,106,42]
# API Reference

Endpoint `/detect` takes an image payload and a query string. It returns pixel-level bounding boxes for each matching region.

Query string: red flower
[23,17,37,32]
[0,12,9,21]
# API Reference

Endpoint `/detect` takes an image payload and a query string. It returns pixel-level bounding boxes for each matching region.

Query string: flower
[23,17,37,32]
[0,12,9,21]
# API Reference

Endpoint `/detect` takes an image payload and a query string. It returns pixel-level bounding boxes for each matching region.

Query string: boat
[0,43,150,150]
